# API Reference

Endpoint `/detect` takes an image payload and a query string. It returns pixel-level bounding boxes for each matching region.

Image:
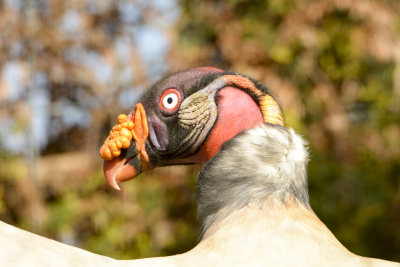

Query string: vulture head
[100,67,309,234]
[100,67,284,187]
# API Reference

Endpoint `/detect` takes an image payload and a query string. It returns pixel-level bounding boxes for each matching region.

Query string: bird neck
[196,124,311,236]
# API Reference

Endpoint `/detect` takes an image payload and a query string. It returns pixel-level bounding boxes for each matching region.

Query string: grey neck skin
[196,124,311,238]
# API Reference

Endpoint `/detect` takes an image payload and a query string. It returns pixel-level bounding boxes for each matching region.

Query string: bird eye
[159,88,181,114]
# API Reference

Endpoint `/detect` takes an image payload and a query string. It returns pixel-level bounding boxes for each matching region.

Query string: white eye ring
[160,89,181,113]
[162,92,179,109]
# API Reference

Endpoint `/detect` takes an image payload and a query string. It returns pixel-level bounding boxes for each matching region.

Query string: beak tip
[103,159,122,191]
[105,171,121,191]
[110,180,121,191]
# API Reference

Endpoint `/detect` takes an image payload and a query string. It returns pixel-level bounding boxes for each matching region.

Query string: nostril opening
[119,141,139,159]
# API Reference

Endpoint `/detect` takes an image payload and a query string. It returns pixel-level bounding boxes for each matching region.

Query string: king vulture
[0,67,397,266]
[98,67,399,266]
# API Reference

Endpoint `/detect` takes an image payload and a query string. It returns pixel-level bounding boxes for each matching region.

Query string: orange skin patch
[131,103,150,170]
[99,103,149,161]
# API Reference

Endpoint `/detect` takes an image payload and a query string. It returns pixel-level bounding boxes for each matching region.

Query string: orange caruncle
[99,114,135,160]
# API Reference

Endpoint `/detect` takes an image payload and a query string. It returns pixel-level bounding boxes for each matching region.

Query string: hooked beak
[100,103,151,190]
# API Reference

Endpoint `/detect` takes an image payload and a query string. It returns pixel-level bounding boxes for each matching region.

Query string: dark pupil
[167,97,173,104]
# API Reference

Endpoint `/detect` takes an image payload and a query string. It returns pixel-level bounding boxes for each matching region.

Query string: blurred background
[0,0,399,261]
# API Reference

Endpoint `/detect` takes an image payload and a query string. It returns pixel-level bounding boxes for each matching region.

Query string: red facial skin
[193,86,264,163]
